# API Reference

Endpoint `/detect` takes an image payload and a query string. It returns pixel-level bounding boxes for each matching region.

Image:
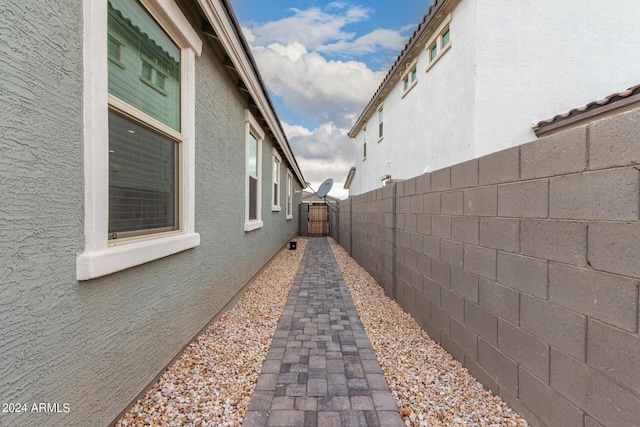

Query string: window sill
[76,232,200,281]
[272,205,282,212]
[286,215,293,220]
[140,76,168,96]
[108,55,126,69]
[426,43,452,72]
[377,136,384,143]
[244,221,264,232]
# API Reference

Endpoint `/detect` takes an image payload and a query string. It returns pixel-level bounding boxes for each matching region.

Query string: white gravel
[328,238,528,427]
[116,239,307,427]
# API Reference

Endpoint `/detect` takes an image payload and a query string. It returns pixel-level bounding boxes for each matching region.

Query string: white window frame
[401,57,418,98]
[140,54,169,95]
[426,13,452,72]
[77,0,203,281]
[245,109,265,231]
[362,126,367,160]
[286,170,293,220]
[377,106,384,142]
[272,148,282,212]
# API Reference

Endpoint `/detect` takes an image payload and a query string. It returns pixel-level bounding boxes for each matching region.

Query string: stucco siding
[0,1,301,426]
[474,0,640,157]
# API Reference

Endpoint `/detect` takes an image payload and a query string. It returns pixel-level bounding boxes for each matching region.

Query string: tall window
[363,126,367,159]
[272,149,282,211]
[248,133,259,220]
[378,107,384,140]
[429,43,438,61]
[286,171,293,220]
[107,0,181,240]
[245,110,264,231]
[78,0,202,280]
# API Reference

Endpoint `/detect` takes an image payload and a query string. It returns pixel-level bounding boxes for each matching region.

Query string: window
[245,110,264,231]
[429,43,437,61]
[401,58,418,97]
[140,58,168,94]
[272,148,281,211]
[426,14,452,71]
[107,33,124,68]
[107,0,181,239]
[442,27,450,48]
[362,126,367,160]
[77,0,202,280]
[378,107,384,141]
[286,170,293,220]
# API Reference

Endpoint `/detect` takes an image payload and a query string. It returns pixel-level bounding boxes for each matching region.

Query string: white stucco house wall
[346,0,640,195]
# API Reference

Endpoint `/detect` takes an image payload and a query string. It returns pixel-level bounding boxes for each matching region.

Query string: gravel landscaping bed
[328,238,528,427]
[116,239,307,427]
[116,236,528,427]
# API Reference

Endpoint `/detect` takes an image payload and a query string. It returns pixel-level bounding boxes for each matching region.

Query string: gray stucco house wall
[0,1,304,426]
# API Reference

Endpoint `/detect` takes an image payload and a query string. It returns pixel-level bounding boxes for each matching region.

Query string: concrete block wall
[348,185,396,298]
[338,108,640,427]
[338,198,352,255]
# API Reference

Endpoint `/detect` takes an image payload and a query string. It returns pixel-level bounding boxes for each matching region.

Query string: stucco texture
[0,1,302,426]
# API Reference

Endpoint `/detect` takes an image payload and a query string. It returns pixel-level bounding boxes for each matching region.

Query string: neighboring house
[347,0,640,195]
[0,0,304,426]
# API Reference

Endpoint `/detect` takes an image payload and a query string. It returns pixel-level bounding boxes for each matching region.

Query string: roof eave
[343,167,356,189]
[197,0,306,188]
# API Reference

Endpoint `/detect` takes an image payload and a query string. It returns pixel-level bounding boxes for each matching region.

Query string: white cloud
[283,121,354,199]
[248,5,371,51]
[252,42,384,127]
[318,28,407,56]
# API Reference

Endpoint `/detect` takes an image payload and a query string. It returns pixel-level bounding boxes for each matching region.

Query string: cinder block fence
[336,108,640,427]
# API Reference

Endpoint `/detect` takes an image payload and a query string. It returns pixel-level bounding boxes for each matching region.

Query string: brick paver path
[243,237,404,427]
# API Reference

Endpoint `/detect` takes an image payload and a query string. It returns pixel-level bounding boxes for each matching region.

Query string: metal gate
[308,205,328,236]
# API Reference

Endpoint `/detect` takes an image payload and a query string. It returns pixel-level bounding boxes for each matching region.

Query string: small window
[286,171,293,220]
[442,27,450,48]
[378,107,384,140]
[141,61,153,80]
[363,127,367,160]
[401,60,418,97]
[245,110,264,231]
[140,59,169,94]
[107,34,121,61]
[272,149,282,211]
[429,43,438,61]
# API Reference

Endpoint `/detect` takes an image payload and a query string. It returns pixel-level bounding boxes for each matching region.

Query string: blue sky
[230,0,433,198]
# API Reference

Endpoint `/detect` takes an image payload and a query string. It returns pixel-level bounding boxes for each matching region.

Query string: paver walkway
[243,237,404,427]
